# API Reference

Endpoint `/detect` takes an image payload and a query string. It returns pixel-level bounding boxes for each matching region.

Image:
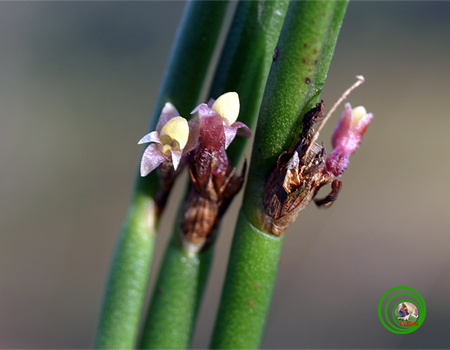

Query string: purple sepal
[198,106,226,149]
[185,116,200,153]
[156,102,180,132]
[331,103,373,157]
[232,121,251,138]
[138,131,162,145]
[223,126,237,149]
[171,149,183,171]
[331,103,352,149]
[223,122,251,149]
[141,143,167,176]
[326,103,373,176]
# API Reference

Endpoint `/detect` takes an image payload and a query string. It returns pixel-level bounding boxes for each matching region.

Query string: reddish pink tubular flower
[326,103,373,176]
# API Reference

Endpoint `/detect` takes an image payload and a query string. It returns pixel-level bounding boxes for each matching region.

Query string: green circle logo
[378,286,426,334]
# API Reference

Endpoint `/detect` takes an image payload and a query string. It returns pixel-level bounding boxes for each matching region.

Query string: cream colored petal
[352,106,368,126]
[160,116,189,149]
[212,92,240,126]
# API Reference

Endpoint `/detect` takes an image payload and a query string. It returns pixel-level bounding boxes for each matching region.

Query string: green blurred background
[1,1,449,348]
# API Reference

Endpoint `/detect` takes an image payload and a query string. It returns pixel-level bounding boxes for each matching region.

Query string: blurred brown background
[1,1,449,348]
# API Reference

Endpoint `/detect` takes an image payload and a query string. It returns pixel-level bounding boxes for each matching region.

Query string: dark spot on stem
[302,58,306,64]
[305,77,311,84]
[313,48,318,54]
[314,59,318,65]
[273,46,279,61]
[247,300,254,306]
[157,288,163,295]
[303,43,307,48]
[258,147,261,153]
[254,284,260,289]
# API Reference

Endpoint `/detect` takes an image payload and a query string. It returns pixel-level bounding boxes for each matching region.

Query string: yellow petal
[212,92,240,125]
[160,116,189,150]
[352,106,368,126]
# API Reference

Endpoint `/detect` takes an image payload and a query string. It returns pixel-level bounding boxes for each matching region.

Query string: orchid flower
[138,102,199,177]
[188,92,251,178]
[326,103,373,176]
[192,92,251,150]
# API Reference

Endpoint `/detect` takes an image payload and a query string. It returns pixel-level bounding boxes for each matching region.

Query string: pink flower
[192,92,251,150]
[326,103,373,176]
[190,92,251,177]
[138,102,199,177]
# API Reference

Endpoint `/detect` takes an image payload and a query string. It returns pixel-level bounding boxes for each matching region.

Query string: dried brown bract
[180,153,246,252]
[262,102,337,236]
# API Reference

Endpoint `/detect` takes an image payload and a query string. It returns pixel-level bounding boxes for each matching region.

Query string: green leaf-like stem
[211,212,284,349]
[211,1,348,348]
[94,2,230,348]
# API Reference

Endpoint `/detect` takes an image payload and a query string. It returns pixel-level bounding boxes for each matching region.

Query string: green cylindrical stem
[243,0,349,223]
[94,2,230,348]
[140,231,214,349]
[210,0,289,166]
[94,194,156,349]
[212,1,348,348]
[211,211,284,349]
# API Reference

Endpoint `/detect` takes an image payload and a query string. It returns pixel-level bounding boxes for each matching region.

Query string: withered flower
[262,77,372,236]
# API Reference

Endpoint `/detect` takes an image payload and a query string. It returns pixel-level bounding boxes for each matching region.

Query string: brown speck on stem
[303,43,307,48]
[247,300,253,306]
[314,59,318,65]
[313,48,318,55]
[273,46,279,61]
[157,288,163,295]
[305,77,311,84]
[258,147,262,153]
[302,58,306,64]
[254,284,260,289]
